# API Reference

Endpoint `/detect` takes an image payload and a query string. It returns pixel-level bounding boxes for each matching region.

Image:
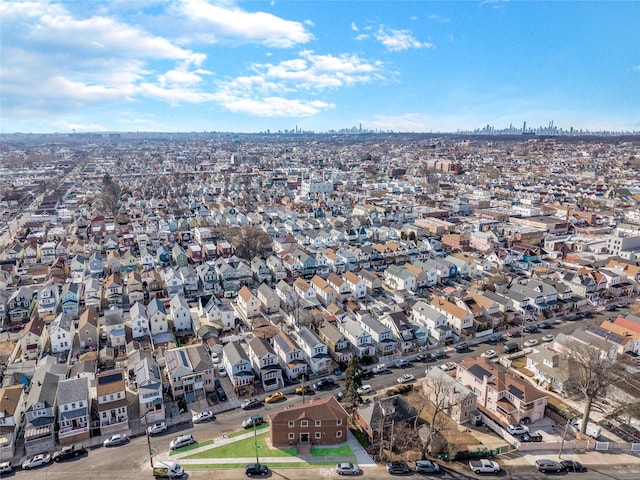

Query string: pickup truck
[52,443,87,462]
[469,459,501,474]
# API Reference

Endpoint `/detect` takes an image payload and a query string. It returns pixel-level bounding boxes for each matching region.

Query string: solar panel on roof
[97,372,123,385]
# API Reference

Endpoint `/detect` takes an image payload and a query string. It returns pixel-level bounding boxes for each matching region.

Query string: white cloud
[176,0,314,48]
[219,96,334,117]
[351,22,359,31]
[428,14,450,23]
[374,26,433,52]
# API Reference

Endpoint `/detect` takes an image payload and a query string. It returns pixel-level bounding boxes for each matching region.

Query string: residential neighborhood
[1,132,640,476]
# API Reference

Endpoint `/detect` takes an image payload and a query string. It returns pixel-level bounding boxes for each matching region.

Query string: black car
[560,460,585,472]
[519,432,543,442]
[52,444,87,462]
[387,461,411,475]
[488,334,502,342]
[313,378,336,391]
[538,322,552,329]
[535,459,563,473]
[241,398,262,410]
[524,325,538,334]
[432,350,447,359]
[245,463,269,477]
[216,386,228,402]
[454,342,469,352]
[415,353,432,363]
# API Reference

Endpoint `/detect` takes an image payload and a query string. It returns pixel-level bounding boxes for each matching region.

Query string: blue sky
[1,0,638,133]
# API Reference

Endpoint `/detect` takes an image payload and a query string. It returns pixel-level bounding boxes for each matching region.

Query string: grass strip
[184,432,296,459]
[186,462,338,470]
[228,423,269,438]
[311,445,354,457]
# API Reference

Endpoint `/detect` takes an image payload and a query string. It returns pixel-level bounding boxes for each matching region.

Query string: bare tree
[100,173,122,218]
[566,338,625,435]
[418,371,460,455]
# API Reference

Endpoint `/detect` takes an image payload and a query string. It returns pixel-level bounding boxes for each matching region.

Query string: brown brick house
[268,396,348,448]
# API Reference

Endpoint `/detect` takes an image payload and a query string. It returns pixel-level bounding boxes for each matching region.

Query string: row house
[424,367,477,425]
[411,300,453,342]
[172,244,189,267]
[84,277,102,311]
[196,262,218,293]
[187,244,203,263]
[293,277,320,308]
[284,249,317,279]
[179,265,198,295]
[95,369,129,436]
[251,257,272,284]
[148,297,170,336]
[359,314,396,356]
[343,271,366,298]
[8,285,33,324]
[24,365,62,455]
[272,330,308,380]
[57,376,90,445]
[323,248,346,274]
[49,312,73,354]
[0,385,25,461]
[78,307,99,349]
[169,294,192,332]
[121,249,139,272]
[310,275,338,307]
[166,344,215,402]
[381,311,416,353]
[503,279,560,318]
[106,251,122,274]
[457,357,548,427]
[404,262,437,289]
[384,265,416,292]
[430,296,474,338]
[238,286,261,319]
[39,241,58,266]
[126,271,145,305]
[140,247,155,270]
[338,318,376,358]
[21,315,48,361]
[222,341,255,396]
[464,292,505,329]
[37,281,60,321]
[318,320,353,365]
[164,268,184,298]
[134,354,165,423]
[297,327,332,375]
[359,269,383,294]
[130,301,150,339]
[257,283,279,314]
[266,255,287,283]
[199,295,234,331]
[104,273,123,308]
[326,273,351,303]
[247,336,284,392]
[60,281,81,316]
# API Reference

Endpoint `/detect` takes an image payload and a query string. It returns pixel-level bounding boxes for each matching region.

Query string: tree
[418,370,460,455]
[566,339,625,435]
[342,356,363,410]
[100,173,122,218]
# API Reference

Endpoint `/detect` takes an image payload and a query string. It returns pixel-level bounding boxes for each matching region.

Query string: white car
[541,334,554,342]
[524,339,539,348]
[217,365,227,377]
[22,454,51,470]
[0,461,13,473]
[147,421,168,436]
[507,424,529,435]
[336,462,361,475]
[192,410,215,424]
[211,352,220,364]
[372,363,387,373]
[440,362,457,371]
[397,373,415,384]
[103,433,128,447]
[357,384,372,395]
[482,349,497,359]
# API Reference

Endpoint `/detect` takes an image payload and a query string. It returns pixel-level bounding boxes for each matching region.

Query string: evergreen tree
[342,356,363,410]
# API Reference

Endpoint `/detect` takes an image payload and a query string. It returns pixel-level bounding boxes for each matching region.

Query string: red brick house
[268,396,348,448]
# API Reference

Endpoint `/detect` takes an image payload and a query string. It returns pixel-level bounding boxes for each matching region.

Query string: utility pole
[301,374,306,404]
[254,421,260,465]
[142,410,154,469]
[558,417,573,459]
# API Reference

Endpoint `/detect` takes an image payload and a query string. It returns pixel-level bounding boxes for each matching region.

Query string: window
[336,419,342,426]
[301,420,308,427]
[315,420,321,427]
[288,421,294,428]
[315,432,322,439]
[288,433,295,440]
[336,430,342,438]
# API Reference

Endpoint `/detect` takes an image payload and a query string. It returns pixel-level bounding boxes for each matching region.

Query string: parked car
[415,353,432,362]
[482,349,497,359]
[215,383,228,402]
[507,424,529,435]
[560,460,585,472]
[242,398,263,410]
[169,434,196,450]
[488,334,502,343]
[440,362,457,371]
[22,454,52,470]
[295,385,312,395]
[519,432,543,442]
[210,352,220,364]
[397,373,415,384]
[415,460,440,473]
[313,378,336,391]
[524,325,538,334]
[336,462,361,475]
[357,384,372,395]
[538,322,552,329]
[454,342,470,352]
[245,463,269,477]
[386,461,411,474]
[103,433,128,447]
[0,461,13,473]
[265,391,285,403]
[217,365,227,377]
[394,358,409,368]
[243,414,264,429]
[192,410,215,424]
[148,421,168,436]
[541,334,555,342]
[372,363,388,373]
[52,443,87,462]
[535,459,564,473]
[524,339,539,348]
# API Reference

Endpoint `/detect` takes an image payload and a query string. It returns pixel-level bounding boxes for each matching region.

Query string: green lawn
[311,445,354,457]
[228,423,268,438]
[168,440,213,456]
[184,432,297,459]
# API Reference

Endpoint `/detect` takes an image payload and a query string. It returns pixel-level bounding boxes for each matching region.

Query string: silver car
[336,462,361,475]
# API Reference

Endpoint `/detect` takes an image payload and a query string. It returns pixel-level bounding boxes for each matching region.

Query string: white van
[372,363,387,373]
[153,460,184,478]
[571,419,601,439]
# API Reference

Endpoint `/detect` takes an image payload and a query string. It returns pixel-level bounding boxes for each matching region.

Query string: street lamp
[253,421,260,465]
[558,416,577,459]
[141,410,154,469]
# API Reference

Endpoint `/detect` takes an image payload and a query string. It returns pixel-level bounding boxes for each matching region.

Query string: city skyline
[1,0,639,134]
